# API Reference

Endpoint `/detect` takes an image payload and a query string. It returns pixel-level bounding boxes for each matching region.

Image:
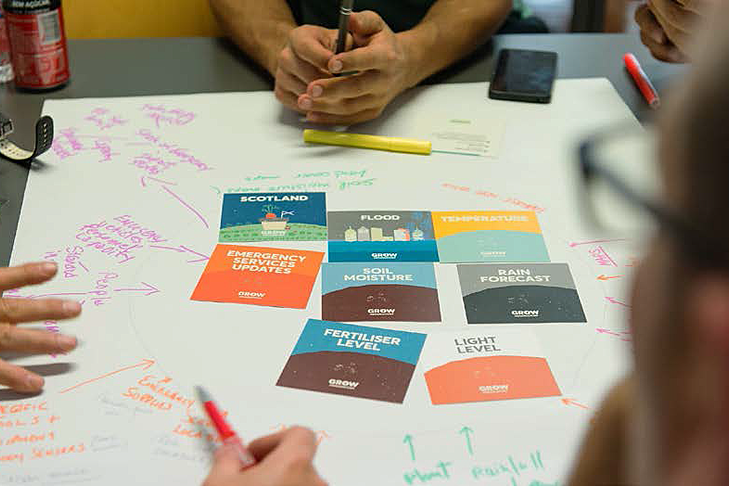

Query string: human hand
[273,25,340,115]
[203,426,327,486]
[0,262,81,393]
[299,11,412,125]
[636,0,707,63]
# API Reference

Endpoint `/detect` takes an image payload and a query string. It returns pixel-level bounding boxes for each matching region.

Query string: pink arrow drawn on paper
[569,239,629,248]
[605,297,631,308]
[140,176,177,188]
[149,244,210,263]
[596,328,621,336]
[114,282,160,296]
[161,186,210,229]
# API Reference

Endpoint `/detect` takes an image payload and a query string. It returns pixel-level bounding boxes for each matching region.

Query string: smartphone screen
[489,49,558,103]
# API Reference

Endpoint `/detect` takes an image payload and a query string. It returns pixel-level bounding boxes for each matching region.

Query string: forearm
[398,0,513,87]
[209,0,297,75]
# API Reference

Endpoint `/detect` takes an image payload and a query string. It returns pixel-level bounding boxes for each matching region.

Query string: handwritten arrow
[459,426,474,456]
[403,434,416,461]
[140,176,176,187]
[59,359,155,394]
[596,328,620,336]
[561,398,589,410]
[569,238,629,248]
[114,282,160,296]
[597,275,622,281]
[149,244,210,263]
[161,186,210,229]
[605,296,631,308]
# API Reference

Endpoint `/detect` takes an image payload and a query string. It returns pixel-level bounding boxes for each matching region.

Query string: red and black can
[2,0,69,90]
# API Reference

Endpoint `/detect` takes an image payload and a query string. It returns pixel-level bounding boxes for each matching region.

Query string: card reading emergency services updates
[457,263,586,324]
[276,319,426,403]
[423,329,561,405]
[219,192,327,242]
[327,211,438,262]
[191,244,324,309]
[322,263,441,322]
[432,211,549,263]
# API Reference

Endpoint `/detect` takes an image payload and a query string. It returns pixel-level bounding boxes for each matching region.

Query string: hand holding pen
[198,386,326,486]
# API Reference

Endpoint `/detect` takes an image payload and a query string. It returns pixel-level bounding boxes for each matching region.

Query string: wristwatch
[0,113,54,165]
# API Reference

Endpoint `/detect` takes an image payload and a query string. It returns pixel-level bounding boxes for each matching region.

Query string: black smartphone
[489,49,558,104]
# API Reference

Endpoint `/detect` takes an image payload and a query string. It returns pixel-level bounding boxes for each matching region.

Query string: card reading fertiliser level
[458,263,586,324]
[432,211,549,263]
[423,329,561,405]
[416,115,505,157]
[327,211,438,262]
[219,192,327,242]
[277,319,426,403]
[191,244,324,309]
[322,263,441,322]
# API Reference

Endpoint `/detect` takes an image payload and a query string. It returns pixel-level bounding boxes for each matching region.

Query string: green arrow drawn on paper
[403,434,416,461]
[459,426,475,456]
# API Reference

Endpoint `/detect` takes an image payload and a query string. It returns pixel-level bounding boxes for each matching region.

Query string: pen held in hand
[194,385,257,469]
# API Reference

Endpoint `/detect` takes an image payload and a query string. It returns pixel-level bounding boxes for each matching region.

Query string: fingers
[0,323,77,354]
[330,43,397,74]
[0,262,58,292]
[289,25,336,72]
[259,427,316,465]
[639,29,688,63]
[308,70,379,101]
[675,0,706,14]
[307,107,382,126]
[635,4,687,63]
[0,297,81,324]
[349,10,387,39]
[635,5,668,44]
[0,359,44,393]
[204,443,245,485]
[248,429,287,461]
[647,0,698,53]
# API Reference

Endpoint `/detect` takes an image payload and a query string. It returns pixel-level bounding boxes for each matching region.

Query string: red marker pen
[195,386,257,468]
[624,53,660,109]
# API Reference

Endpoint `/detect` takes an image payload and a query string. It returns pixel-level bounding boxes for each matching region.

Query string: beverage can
[2,0,69,90]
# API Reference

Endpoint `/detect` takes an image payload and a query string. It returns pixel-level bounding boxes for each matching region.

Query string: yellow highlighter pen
[303,129,432,156]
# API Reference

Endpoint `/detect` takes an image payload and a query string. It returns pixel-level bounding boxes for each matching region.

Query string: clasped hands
[273,10,412,125]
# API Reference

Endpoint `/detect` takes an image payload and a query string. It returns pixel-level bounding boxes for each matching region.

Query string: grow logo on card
[511,310,540,318]
[328,379,360,390]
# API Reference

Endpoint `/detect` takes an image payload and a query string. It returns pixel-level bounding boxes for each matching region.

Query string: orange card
[191,244,324,309]
[422,329,560,405]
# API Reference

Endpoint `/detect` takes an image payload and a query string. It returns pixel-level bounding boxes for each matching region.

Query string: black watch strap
[0,116,54,165]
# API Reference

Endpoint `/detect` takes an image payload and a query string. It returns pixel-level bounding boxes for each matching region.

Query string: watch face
[0,113,13,139]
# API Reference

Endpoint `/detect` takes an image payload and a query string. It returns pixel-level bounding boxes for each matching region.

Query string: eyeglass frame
[577,123,725,269]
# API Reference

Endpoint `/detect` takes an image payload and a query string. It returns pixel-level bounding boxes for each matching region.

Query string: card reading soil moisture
[277,319,427,403]
[457,263,586,324]
[432,210,549,263]
[423,329,561,405]
[191,244,324,309]
[322,263,441,322]
[327,210,438,262]
[219,192,327,242]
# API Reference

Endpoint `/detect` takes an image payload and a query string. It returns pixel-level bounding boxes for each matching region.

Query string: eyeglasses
[577,123,726,269]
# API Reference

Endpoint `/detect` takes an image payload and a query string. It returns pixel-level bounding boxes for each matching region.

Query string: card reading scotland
[327,211,438,262]
[423,329,561,404]
[219,192,327,242]
[277,319,427,403]
[432,211,549,263]
[191,245,324,309]
[322,263,441,322]
[458,263,587,324]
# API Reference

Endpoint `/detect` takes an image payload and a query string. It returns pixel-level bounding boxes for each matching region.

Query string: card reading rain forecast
[457,263,587,324]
